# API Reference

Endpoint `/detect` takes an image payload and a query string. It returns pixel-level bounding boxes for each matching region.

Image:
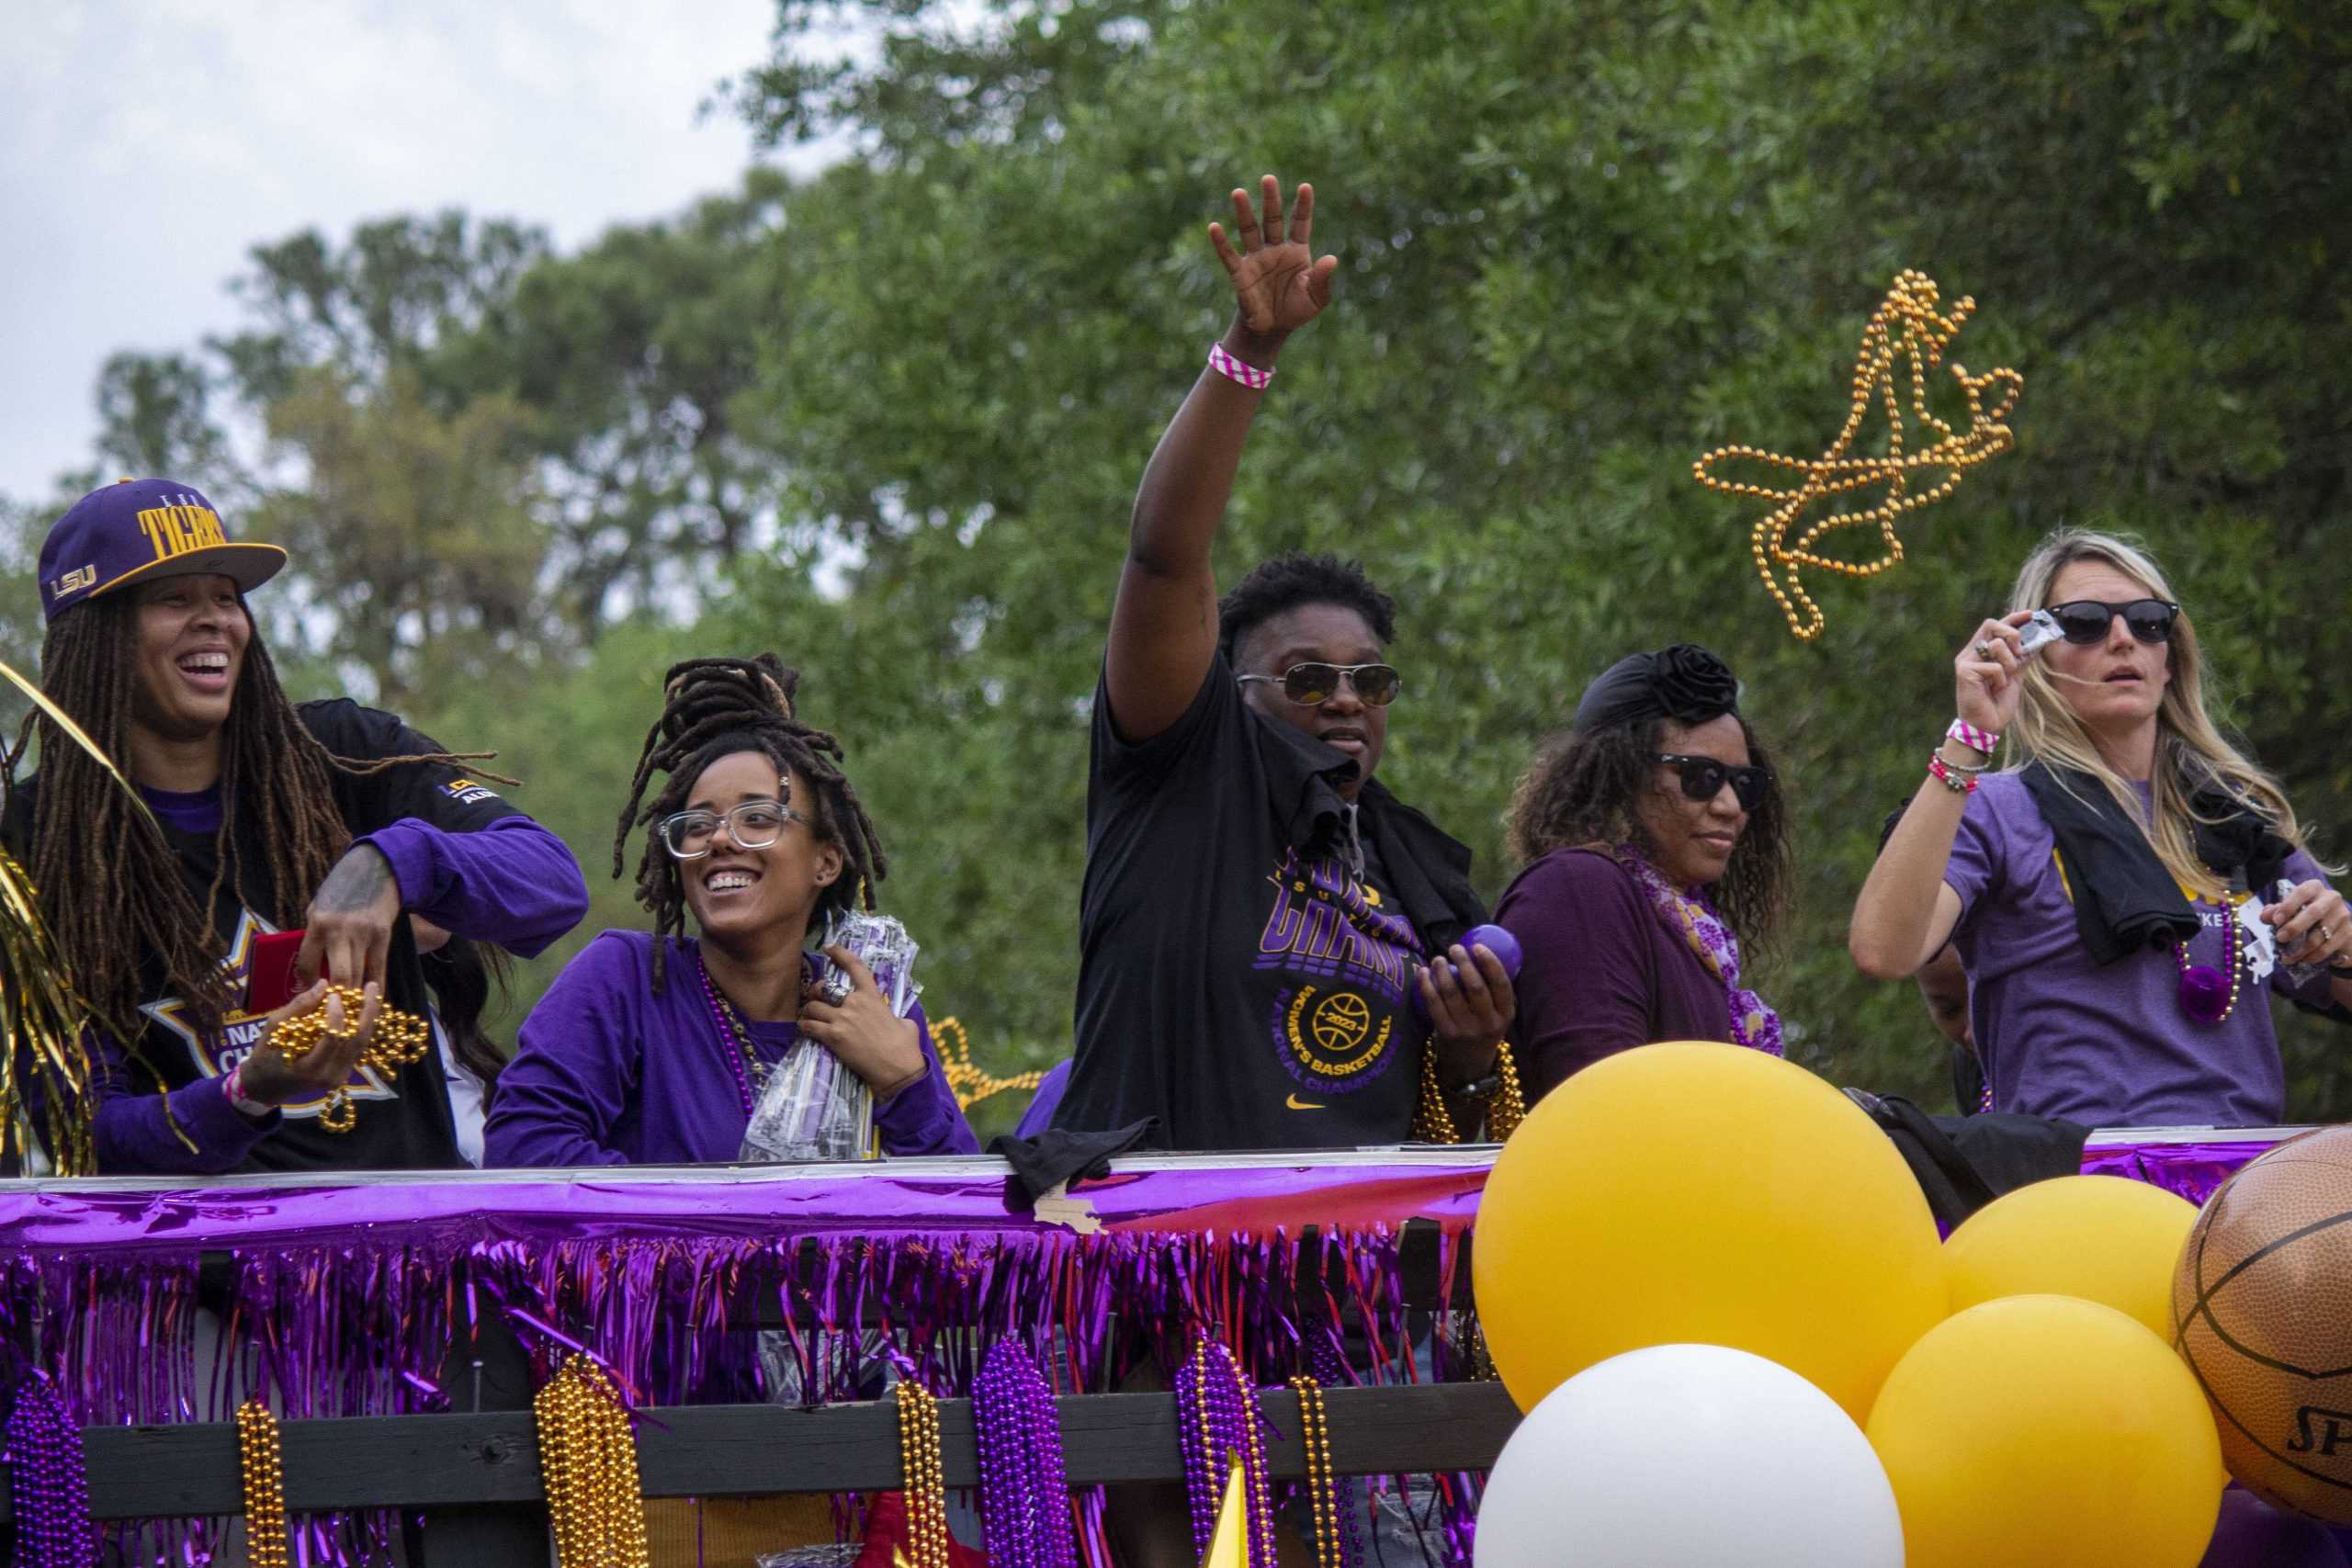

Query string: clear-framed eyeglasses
[658,800,808,859]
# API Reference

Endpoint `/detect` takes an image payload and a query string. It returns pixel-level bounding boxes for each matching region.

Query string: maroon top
[1493,848,1734,1100]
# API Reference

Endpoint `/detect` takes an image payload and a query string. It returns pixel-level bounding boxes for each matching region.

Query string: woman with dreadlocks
[1495,644,1793,1099]
[3,479,588,1174]
[483,655,975,1165]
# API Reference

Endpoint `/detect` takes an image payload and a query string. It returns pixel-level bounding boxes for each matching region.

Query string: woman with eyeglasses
[1851,530,2351,1126]
[1057,174,1513,1152]
[1494,645,1792,1097]
[484,656,976,1167]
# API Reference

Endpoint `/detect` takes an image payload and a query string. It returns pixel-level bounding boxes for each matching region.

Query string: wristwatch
[1448,1070,1504,1101]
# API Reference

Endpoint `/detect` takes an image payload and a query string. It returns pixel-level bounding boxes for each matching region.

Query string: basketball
[2173,1126,2352,1525]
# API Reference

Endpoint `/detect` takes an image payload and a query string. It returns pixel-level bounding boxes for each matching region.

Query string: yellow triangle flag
[1202,1451,1250,1568]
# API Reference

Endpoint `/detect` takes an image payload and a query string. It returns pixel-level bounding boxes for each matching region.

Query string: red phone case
[244,930,317,1015]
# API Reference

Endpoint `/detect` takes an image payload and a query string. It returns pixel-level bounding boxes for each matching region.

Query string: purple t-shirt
[1494,849,1735,1100]
[1943,773,2338,1128]
[484,930,978,1167]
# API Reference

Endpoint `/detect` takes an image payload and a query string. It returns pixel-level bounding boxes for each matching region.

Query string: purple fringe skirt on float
[0,1154,1491,1567]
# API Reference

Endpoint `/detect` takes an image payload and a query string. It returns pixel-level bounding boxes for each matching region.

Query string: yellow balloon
[1472,1042,1945,1421]
[1944,1174,2199,1338]
[1867,1294,2224,1568]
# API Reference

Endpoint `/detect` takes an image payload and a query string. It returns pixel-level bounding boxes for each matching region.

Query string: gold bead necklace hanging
[933,1015,1048,1111]
[264,984,433,1132]
[1287,1376,1342,1568]
[896,1382,953,1568]
[1411,1041,1526,1145]
[235,1398,292,1568]
[1692,269,2024,641]
[533,1354,651,1568]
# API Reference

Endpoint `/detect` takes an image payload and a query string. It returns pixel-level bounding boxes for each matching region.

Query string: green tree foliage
[715,0,2352,1109]
[9,0,2347,1122]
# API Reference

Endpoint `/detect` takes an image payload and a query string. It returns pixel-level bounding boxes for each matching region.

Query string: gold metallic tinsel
[1,658,167,1175]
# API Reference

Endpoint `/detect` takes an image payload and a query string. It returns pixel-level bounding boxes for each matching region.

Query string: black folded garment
[990,1120,1156,1209]
[1845,1089,2089,1228]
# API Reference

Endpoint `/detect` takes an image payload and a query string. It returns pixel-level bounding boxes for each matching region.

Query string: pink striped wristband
[1207,342,1274,390]
[1947,717,1999,755]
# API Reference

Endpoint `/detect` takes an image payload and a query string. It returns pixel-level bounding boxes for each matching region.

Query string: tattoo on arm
[313,846,396,912]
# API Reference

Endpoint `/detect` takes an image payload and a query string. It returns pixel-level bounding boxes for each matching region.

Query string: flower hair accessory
[1693,270,2024,641]
[1571,644,1742,735]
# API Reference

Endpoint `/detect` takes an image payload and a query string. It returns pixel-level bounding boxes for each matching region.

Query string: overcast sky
[2,0,829,507]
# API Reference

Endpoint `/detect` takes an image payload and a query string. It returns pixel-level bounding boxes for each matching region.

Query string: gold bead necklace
[1411,1041,1525,1144]
[1287,1376,1342,1568]
[533,1355,651,1568]
[235,1398,291,1568]
[264,983,433,1133]
[896,1382,953,1568]
[1692,269,2024,641]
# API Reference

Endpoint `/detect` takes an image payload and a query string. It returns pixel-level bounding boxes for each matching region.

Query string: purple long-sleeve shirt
[89,810,589,1175]
[483,931,978,1167]
[28,696,594,1176]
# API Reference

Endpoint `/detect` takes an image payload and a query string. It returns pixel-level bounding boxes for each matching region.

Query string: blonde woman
[1851,530,2350,1126]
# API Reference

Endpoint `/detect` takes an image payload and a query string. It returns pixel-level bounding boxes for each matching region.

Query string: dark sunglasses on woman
[1237,661,1405,706]
[2044,598,2179,646]
[1655,753,1774,811]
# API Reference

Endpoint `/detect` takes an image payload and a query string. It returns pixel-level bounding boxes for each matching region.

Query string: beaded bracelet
[1946,717,2000,755]
[1207,342,1275,391]
[1926,753,1977,795]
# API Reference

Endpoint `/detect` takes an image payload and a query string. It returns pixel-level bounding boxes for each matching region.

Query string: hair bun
[656,654,799,744]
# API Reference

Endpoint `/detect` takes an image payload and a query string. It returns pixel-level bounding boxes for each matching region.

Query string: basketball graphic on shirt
[1313,991,1371,1054]
[1283,985,1391,1080]
[2173,1126,2352,1525]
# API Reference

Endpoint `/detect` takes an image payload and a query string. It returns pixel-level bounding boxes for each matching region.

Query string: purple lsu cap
[38,478,288,623]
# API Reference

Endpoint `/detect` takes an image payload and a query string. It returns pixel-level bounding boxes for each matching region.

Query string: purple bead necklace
[972,1340,1076,1568]
[696,952,772,1116]
[5,1373,98,1568]
[1172,1335,1277,1568]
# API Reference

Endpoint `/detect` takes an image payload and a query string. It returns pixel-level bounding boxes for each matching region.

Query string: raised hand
[1953,611,2040,735]
[1208,175,1340,344]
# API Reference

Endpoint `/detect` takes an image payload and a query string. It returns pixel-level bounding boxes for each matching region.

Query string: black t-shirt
[1059,655,1486,1150]
[6,699,530,1172]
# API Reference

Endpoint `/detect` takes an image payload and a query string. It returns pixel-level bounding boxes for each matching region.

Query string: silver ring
[1973,640,1993,660]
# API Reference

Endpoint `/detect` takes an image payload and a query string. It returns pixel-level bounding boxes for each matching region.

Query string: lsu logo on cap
[135,500,229,562]
[46,565,96,602]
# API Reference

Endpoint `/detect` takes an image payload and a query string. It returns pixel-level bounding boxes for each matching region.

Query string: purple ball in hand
[1464,923,1524,979]
[1414,923,1524,1018]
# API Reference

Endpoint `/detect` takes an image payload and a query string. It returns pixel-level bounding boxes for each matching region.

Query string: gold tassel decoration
[1,657,171,1175]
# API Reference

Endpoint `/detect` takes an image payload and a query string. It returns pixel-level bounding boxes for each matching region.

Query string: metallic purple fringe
[0,1225,1475,1568]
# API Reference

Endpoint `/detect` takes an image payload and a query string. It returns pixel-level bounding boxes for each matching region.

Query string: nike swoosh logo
[1286,1094,1325,1111]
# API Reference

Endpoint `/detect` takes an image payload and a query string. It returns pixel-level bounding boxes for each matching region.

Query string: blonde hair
[2003,528,2330,896]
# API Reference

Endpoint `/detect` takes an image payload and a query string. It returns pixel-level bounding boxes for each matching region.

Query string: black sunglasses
[1237,661,1404,707]
[1654,753,1773,811]
[2045,598,2179,646]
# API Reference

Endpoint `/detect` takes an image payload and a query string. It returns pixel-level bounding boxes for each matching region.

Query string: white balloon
[1474,1344,1904,1568]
